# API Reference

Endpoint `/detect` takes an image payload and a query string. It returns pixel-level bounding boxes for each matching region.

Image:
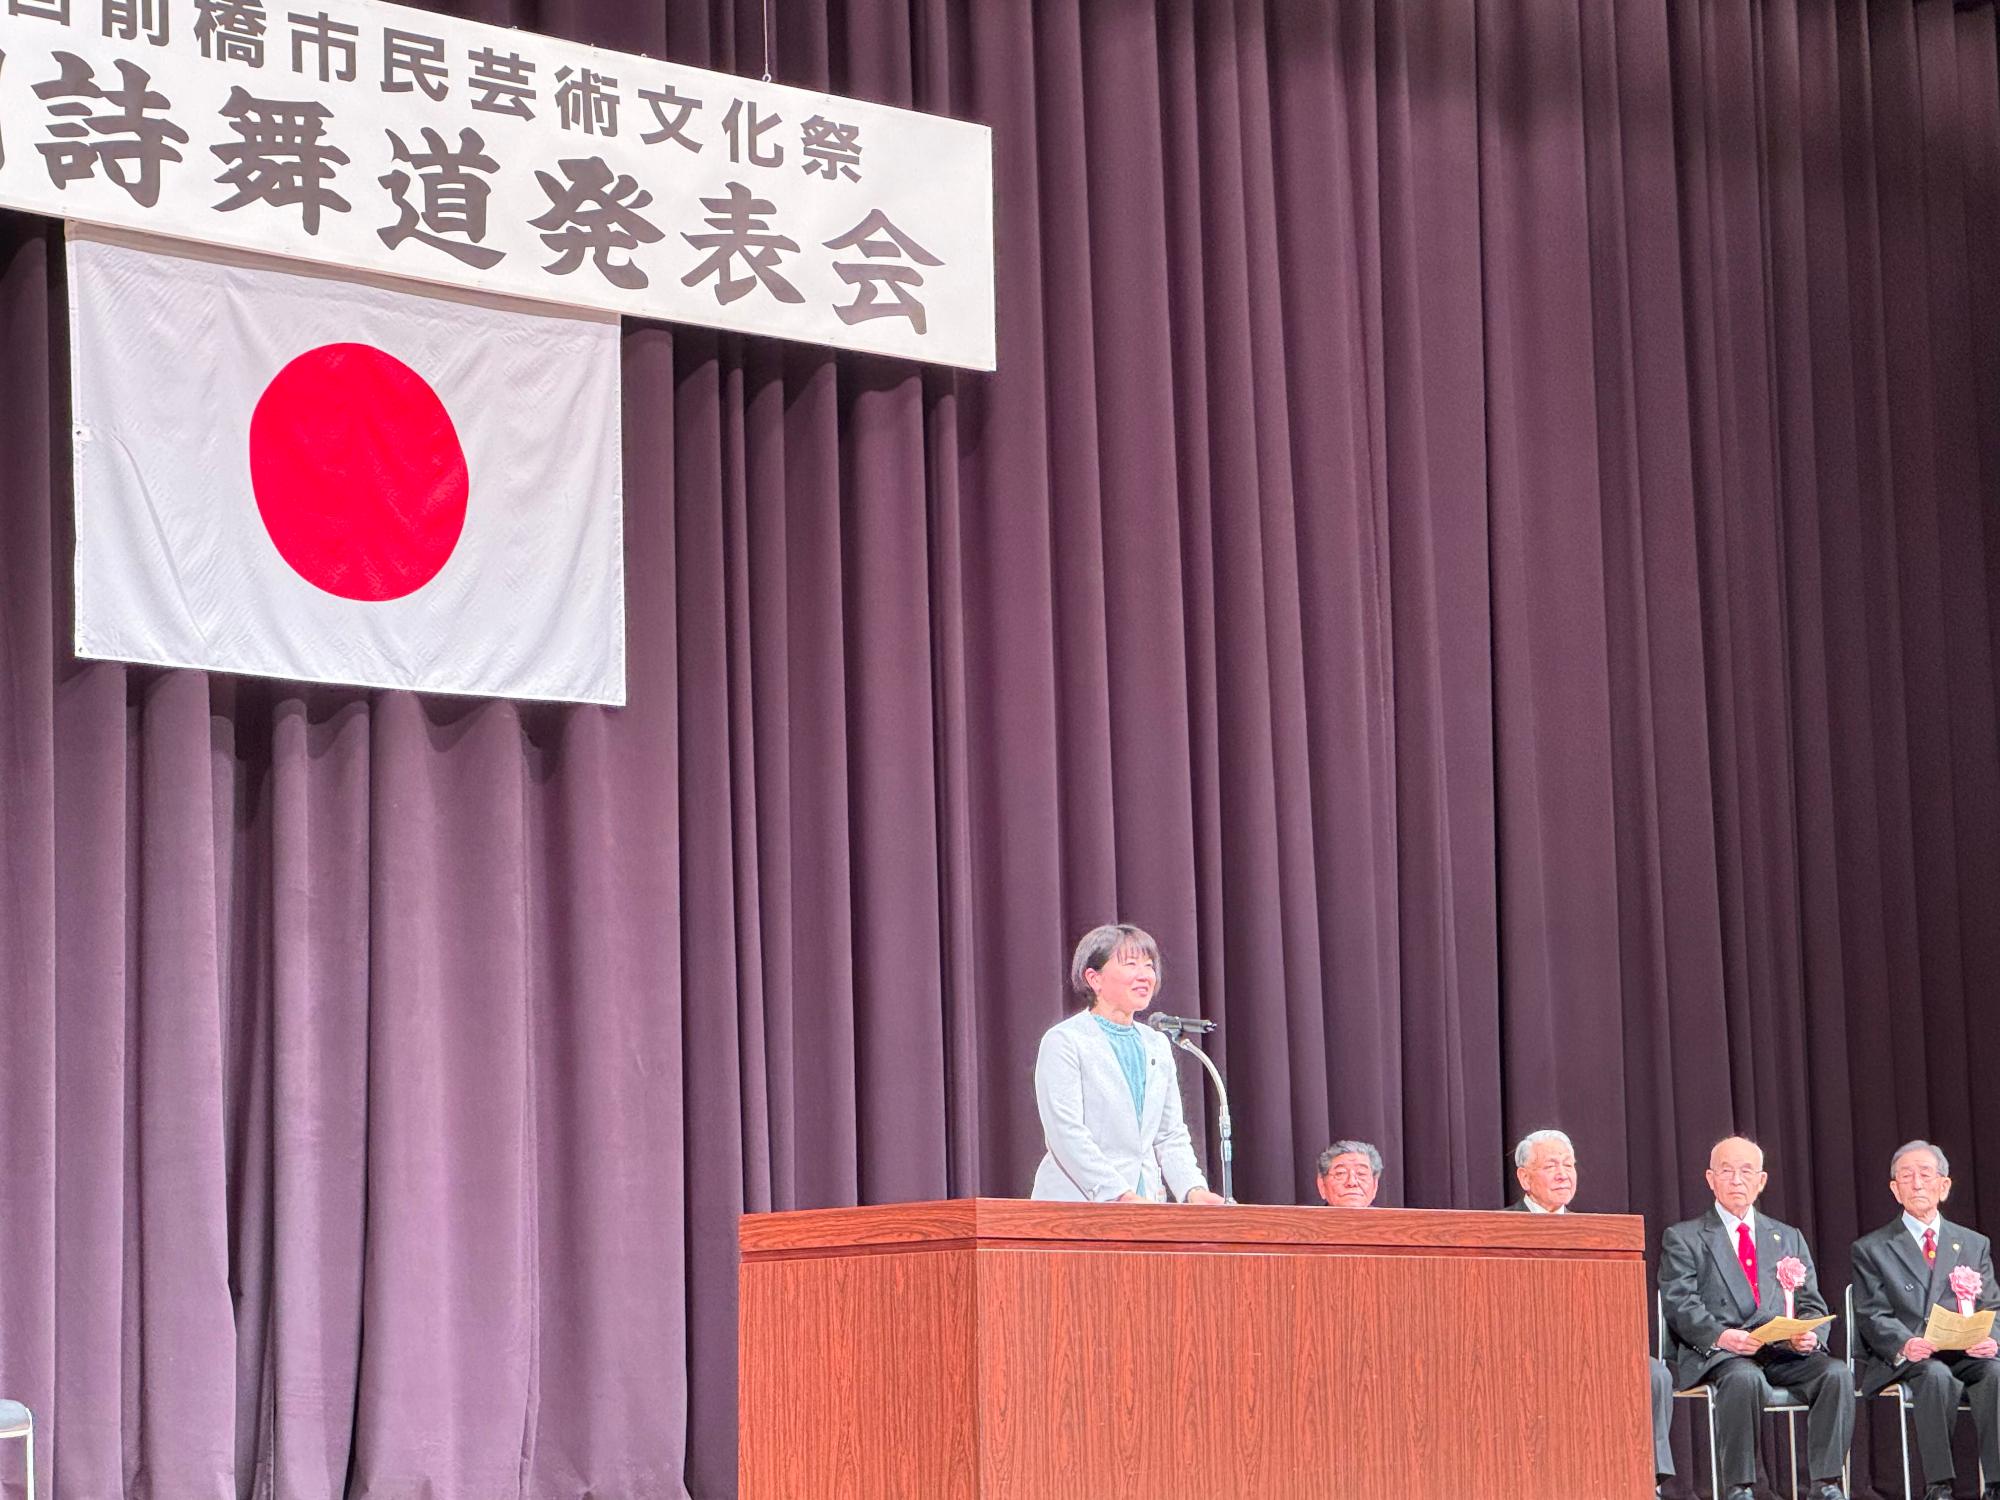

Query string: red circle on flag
[249,343,469,602]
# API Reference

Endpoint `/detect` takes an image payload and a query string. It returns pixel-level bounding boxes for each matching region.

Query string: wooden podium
[739,1198,1654,1499]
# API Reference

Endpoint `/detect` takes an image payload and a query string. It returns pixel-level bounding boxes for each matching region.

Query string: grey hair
[1513,1129,1576,1170]
[1318,1140,1384,1178]
[1068,923,1162,1001]
[1891,1139,1950,1178]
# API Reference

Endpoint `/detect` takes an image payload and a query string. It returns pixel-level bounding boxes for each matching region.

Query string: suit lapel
[1139,1033,1165,1131]
[1706,1211,1758,1321]
[1756,1218,1782,1314]
[1885,1225,1930,1314]
[1074,1014,1114,1074]
[1075,1018,1135,1135]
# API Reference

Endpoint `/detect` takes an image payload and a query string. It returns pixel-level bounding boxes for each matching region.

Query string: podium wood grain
[740,1200,1653,1500]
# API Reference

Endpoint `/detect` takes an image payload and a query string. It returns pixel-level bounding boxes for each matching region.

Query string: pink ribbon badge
[1951,1264,1984,1315]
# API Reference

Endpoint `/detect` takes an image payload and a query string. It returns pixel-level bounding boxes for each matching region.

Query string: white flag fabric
[67,226,625,705]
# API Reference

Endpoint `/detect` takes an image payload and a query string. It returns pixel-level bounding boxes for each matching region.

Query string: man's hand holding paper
[1920,1302,1997,1352]
[1744,1313,1835,1348]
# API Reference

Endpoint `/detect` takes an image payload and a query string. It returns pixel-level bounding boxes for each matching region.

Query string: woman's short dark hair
[1069,923,1162,1001]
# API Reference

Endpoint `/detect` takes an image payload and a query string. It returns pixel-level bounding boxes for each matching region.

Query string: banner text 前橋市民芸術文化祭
[0,0,995,369]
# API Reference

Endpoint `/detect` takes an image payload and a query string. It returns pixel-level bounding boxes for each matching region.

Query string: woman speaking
[1031,923,1225,1204]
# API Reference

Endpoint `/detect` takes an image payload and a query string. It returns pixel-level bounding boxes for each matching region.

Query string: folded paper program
[1921,1303,1996,1351]
[1745,1313,1834,1347]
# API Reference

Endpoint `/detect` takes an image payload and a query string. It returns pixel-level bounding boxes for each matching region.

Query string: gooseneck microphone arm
[1148,1015,1233,1203]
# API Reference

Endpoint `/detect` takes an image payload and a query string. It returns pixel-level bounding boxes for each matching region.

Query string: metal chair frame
[1843,1283,1987,1500]
[0,1400,34,1500]
[1658,1291,1845,1499]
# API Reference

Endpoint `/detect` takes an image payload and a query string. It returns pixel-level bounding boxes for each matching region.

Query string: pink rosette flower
[1951,1264,1984,1314]
[1776,1255,1807,1318]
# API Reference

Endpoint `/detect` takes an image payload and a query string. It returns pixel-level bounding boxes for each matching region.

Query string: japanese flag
[66,225,625,704]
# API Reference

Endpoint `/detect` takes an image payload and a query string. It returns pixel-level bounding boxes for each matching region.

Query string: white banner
[1,0,995,369]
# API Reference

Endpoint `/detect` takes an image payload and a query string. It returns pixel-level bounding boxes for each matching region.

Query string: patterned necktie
[1924,1227,1937,1264]
[1737,1221,1760,1307]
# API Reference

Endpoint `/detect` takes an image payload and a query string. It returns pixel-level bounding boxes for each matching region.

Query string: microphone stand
[1171,1034,1234,1205]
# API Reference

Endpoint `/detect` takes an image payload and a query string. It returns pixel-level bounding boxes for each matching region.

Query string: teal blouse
[1090,1012,1148,1122]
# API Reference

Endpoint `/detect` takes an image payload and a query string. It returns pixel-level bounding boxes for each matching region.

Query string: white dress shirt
[1904,1209,1942,1260]
[1715,1202,1755,1240]
[1710,1203,1767,1350]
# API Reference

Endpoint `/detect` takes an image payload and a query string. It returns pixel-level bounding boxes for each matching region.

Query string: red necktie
[1738,1222,1760,1307]
[1924,1228,1937,1264]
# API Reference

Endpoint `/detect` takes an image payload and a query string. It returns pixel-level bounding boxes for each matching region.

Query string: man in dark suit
[1659,1135,1853,1500]
[1506,1128,1675,1491]
[1851,1139,2000,1500]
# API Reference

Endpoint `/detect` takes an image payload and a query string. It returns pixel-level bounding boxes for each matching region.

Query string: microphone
[1145,1012,1233,1202]
[1144,1013,1217,1038]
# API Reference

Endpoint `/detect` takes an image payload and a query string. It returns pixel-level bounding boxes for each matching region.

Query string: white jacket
[1030,1009,1208,1202]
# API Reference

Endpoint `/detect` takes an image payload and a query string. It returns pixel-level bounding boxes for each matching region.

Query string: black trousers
[1651,1357,1676,1478]
[1707,1349,1854,1488]
[1888,1352,2000,1484]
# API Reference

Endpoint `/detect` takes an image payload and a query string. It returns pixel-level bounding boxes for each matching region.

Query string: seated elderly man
[1315,1140,1383,1207]
[1851,1139,2000,1500]
[1505,1129,1674,1491]
[1660,1135,1852,1500]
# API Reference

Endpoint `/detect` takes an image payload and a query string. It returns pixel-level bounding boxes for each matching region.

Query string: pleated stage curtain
[2,1,1997,1494]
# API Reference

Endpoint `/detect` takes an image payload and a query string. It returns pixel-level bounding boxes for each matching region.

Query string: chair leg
[1900,1395,1913,1500]
[1708,1395,1722,1500]
[1787,1408,1800,1500]
[24,1420,34,1500]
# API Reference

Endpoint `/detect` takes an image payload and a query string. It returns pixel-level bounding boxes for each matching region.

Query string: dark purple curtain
[3,1,1999,1495]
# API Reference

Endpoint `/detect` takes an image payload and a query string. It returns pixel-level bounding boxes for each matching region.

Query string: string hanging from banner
[762,0,775,83]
